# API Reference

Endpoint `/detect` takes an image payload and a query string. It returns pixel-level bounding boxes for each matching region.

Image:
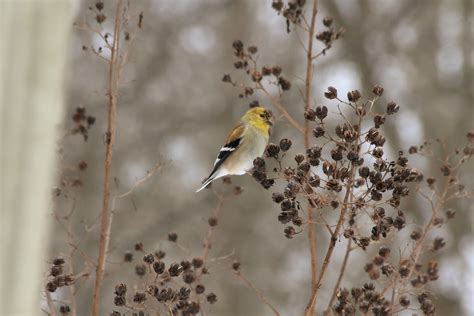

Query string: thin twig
[111,162,163,211]
[66,201,78,316]
[91,1,124,315]
[390,163,456,313]
[207,250,236,263]
[45,291,57,316]
[325,239,352,313]
[389,273,399,312]
[325,178,357,313]
[202,194,225,262]
[306,114,362,314]
[257,82,304,134]
[234,271,280,316]
[302,2,319,315]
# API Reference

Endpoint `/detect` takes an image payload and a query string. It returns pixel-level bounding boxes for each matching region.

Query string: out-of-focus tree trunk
[0,1,71,314]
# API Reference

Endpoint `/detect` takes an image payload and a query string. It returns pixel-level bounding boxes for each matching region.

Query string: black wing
[208,137,241,177]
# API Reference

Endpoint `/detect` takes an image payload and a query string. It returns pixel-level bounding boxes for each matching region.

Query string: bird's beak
[265,111,274,126]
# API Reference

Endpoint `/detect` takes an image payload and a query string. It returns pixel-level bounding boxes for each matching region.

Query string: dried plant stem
[306,205,318,301]
[66,214,78,316]
[306,173,352,314]
[46,291,57,316]
[303,1,319,315]
[111,162,163,211]
[234,271,280,316]
[258,82,304,133]
[306,114,362,315]
[325,185,356,313]
[389,274,399,313]
[325,238,352,314]
[91,1,123,315]
[391,166,456,312]
[202,195,225,262]
[196,193,226,286]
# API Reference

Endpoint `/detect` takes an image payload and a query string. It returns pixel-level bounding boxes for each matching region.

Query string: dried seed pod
[208,216,218,226]
[399,295,410,307]
[222,74,232,83]
[324,86,337,99]
[265,143,280,158]
[232,261,241,271]
[206,292,217,304]
[387,101,399,114]
[372,84,384,96]
[135,264,147,276]
[168,263,183,277]
[279,138,292,151]
[313,126,325,138]
[432,237,445,251]
[284,226,296,239]
[294,153,305,164]
[308,175,320,187]
[247,46,258,54]
[278,76,291,90]
[347,90,361,102]
[315,106,328,120]
[114,295,126,306]
[182,272,195,284]
[374,114,385,128]
[168,232,178,242]
[306,146,322,159]
[192,257,204,269]
[195,284,205,294]
[232,40,244,51]
[143,253,155,264]
[133,291,146,303]
[304,109,316,121]
[323,16,333,27]
[272,192,285,203]
[153,261,165,274]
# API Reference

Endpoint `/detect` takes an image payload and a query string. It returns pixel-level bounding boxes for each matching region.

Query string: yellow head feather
[241,107,273,135]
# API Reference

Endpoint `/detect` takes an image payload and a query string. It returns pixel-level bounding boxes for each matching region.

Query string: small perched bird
[196,107,273,192]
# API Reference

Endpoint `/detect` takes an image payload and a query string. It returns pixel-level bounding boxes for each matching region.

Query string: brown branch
[202,194,225,262]
[306,172,352,314]
[389,273,399,313]
[325,176,357,314]
[91,1,124,315]
[390,161,458,313]
[66,203,78,316]
[388,153,470,313]
[325,238,352,314]
[303,1,319,315]
[45,291,57,316]
[234,271,280,316]
[306,113,362,315]
[111,162,163,211]
[257,82,304,134]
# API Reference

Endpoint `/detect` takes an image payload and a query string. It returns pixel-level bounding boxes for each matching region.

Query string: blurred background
[27,0,473,315]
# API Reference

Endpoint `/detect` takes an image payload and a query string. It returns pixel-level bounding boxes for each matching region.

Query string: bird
[196,106,273,192]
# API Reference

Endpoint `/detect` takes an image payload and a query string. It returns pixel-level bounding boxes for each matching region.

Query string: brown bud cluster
[71,106,95,141]
[332,283,391,315]
[316,17,345,49]
[111,238,218,314]
[45,258,74,293]
[225,40,292,98]
[271,0,306,32]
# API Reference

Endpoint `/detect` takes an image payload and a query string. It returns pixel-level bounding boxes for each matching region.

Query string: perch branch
[91,1,124,315]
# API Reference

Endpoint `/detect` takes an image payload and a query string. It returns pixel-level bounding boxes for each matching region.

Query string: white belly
[224,129,268,175]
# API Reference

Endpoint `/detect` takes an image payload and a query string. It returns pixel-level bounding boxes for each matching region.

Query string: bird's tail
[196,174,216,192]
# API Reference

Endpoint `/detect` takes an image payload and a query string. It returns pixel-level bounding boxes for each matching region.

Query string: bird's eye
[260,114,265,118]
